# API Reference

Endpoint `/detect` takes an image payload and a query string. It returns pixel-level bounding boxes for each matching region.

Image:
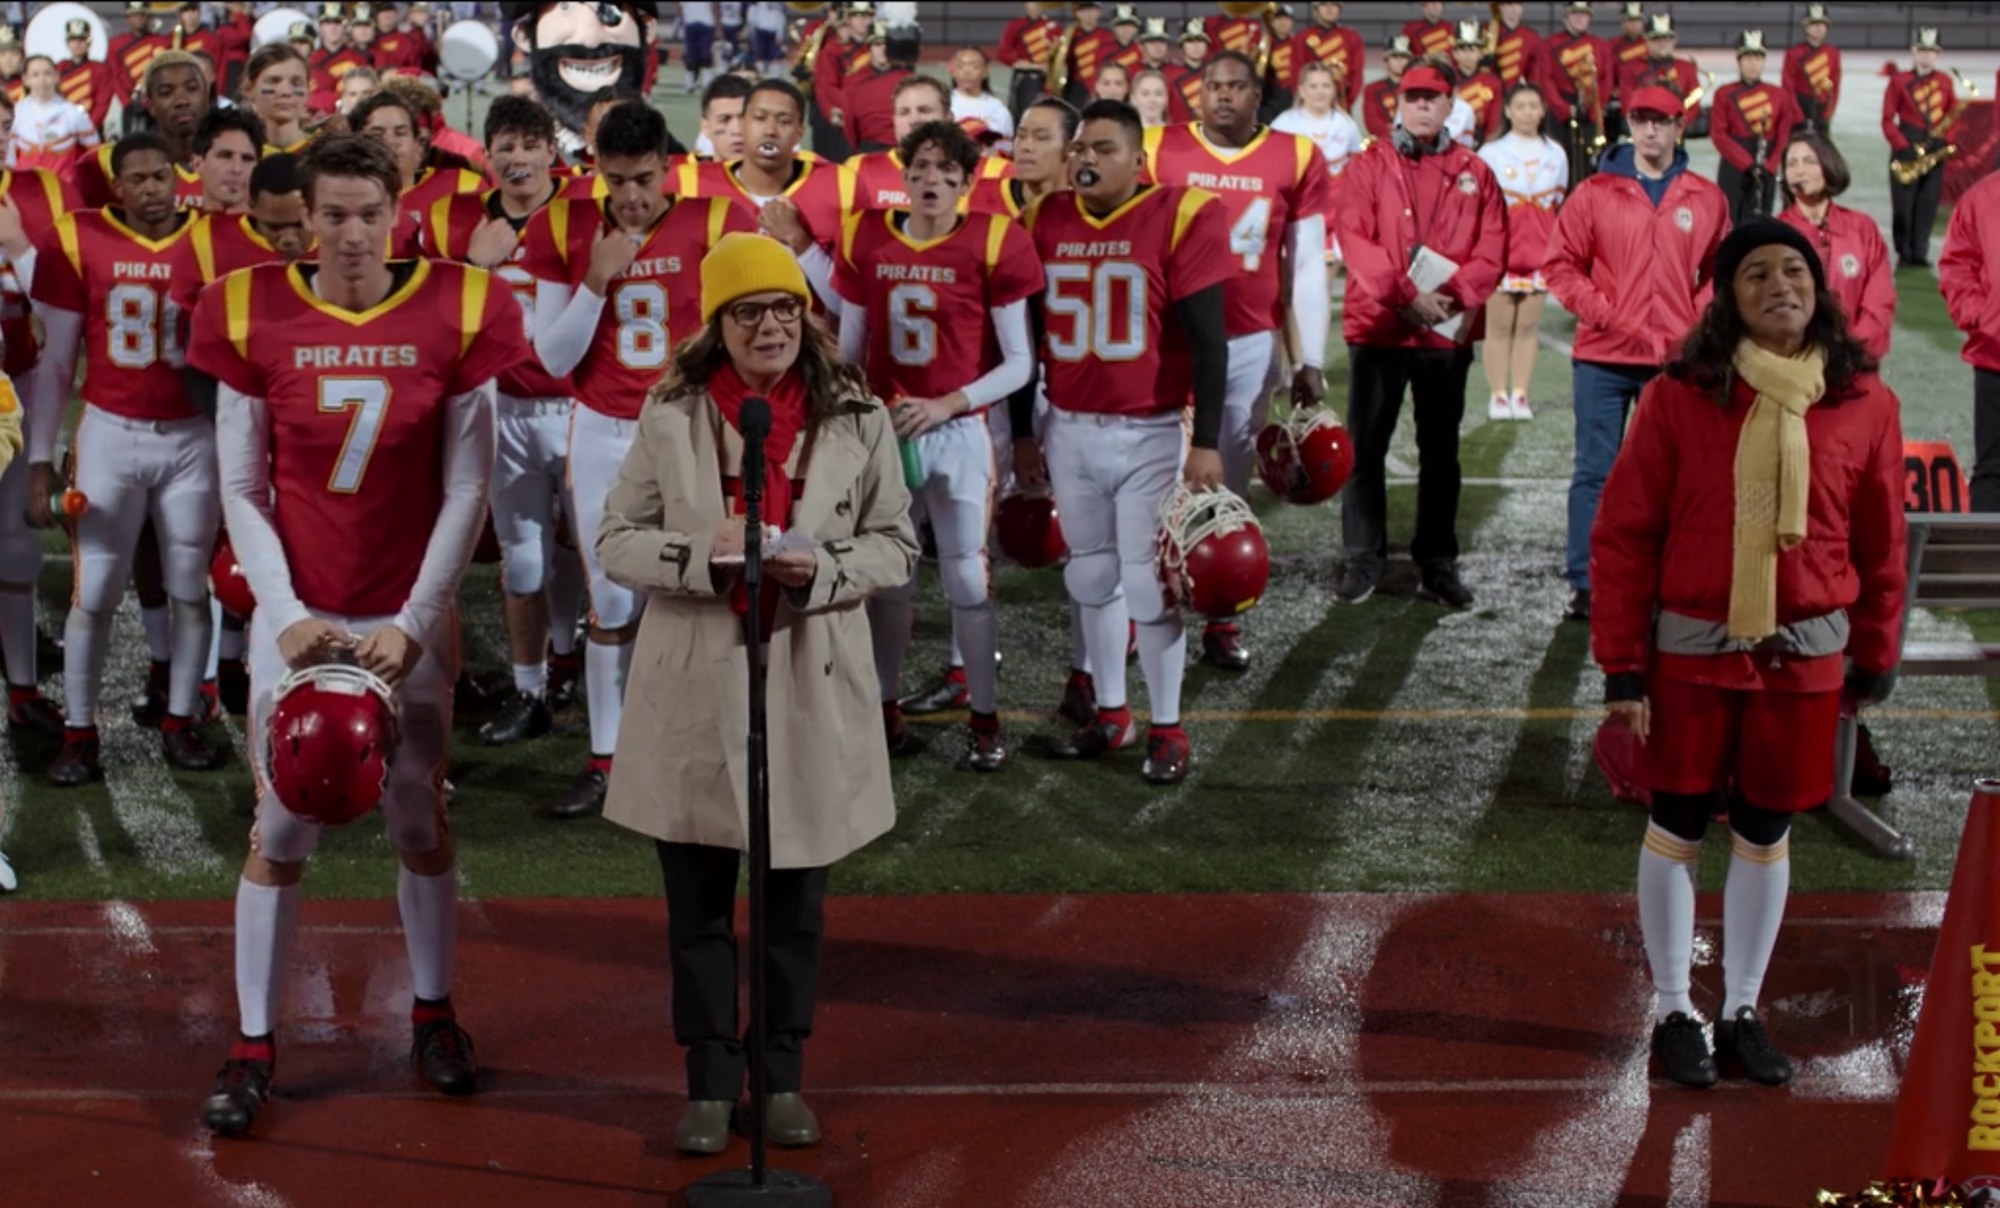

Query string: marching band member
[1546,0,1612,186]
[1299,1,1363,112]
[1882,27,1954,270]
[1781,4,1840,133]
[1360,34,1413,143]
[1477,82,1566,422]
[1617,14,1700,129]
[1710,31,1799,223]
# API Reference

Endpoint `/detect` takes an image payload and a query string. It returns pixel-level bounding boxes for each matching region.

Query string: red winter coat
[1590,370,1908,692]
[1334,139,1505,349]
[1779,202,1894,361]
[1542,147,1728,367]
[1938,171,2000,372]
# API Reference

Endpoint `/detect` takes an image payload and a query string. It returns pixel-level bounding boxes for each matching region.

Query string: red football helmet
[210,532,255,619]
[1157,485,1270,618]
[267,663,400,827]
[1255,409,1354,505]
[995,492,1066,568]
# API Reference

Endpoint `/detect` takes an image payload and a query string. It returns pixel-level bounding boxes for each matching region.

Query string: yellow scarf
[1728,341,1826,640]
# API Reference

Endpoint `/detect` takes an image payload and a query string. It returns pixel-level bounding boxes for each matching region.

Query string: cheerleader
[1777,131,1894,360]
[9,57,97,176]
[1130,67,1171,128]
[1273,62,1364,268]
[1476,82,1568,420]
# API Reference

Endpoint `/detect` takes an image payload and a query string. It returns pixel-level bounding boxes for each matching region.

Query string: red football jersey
[967,164,1027,220]
[185,259,528,617]
[831,209,1042,404]
[0,169,68,378]
[393,165,485,259]
[167,211,309,323]
[1143,124,1330,337]
[847,149,913,211]
[71,144,206,211]
[517,196,756,419]
[425,189,573,400]
[30,208,197,421]
[670,157,854,251]
[1024,185,1232,418]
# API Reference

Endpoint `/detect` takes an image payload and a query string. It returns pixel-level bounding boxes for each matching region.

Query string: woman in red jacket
[1777,131,1894,360]
[1591,218,1907,1091]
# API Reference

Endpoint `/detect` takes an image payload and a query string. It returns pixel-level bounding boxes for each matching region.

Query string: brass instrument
[791,13,832,97]
[1049,6,1078,99]
[1253,8,1273,78]
[1482,1,1501,66]
[1891,68,1978,186]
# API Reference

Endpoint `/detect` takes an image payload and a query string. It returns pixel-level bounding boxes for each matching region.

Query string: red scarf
[710,362,808,629]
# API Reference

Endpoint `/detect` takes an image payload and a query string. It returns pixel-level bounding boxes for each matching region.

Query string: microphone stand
[688,399,829,1207]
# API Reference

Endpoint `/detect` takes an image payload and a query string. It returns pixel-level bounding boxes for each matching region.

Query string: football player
[73,51,213,209]
[833,119,1040,769]
[0,138,68,740]
[524,100,755,819]
[1018,100,1231,785]
[1144,51,1330,673]
[186,133,528,1139]
[0,361,20,890]
[191,106,267,215]
[350,89,485,259]
[844,74,952,211]
[25,133,224,786]
[424,95,589,747]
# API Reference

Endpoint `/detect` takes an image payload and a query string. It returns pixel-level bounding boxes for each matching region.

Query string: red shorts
[1636,678,1840,813]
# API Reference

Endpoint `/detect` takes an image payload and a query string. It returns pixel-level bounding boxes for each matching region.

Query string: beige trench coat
[595,377,918,870]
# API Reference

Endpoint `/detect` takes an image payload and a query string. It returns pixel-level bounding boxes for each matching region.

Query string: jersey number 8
[106,283,180,370]
[1044,261,1147,363]
[614,281,669,371]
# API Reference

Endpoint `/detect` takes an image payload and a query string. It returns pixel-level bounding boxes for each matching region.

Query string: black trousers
[1008,68,1047,124]
[1716,158,1773,223]
[1975,369,2000,513]
[657,841,830,1101]
[1891,143,1944,263]
[1341,343,1472,569]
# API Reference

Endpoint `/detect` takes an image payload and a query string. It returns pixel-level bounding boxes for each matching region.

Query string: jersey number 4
[1229,198,1272,273]
[319,378,390,494]
[1044,262,1146,362]
[105,283,181,370]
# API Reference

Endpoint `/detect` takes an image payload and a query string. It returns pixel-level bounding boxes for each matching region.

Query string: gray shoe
[764,1092,820,1147]
[674,1099,735,1155]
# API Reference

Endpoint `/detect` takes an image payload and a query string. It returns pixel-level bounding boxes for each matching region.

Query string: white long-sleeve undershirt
[1289,215,1330,370]
[216,380,498,641]
[533,279,600,380]
[837,298,1032,410]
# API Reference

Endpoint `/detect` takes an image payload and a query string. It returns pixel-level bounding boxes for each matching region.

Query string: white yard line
[1664,1114,1713,1208]
[97,601,225,880]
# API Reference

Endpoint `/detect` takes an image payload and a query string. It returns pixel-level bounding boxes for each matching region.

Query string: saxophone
[1891,69,1978,186]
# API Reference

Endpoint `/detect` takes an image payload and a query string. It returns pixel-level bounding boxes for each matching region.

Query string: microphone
[740,396,771,445]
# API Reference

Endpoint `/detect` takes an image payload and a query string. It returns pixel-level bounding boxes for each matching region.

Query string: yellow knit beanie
[699,232,811,326]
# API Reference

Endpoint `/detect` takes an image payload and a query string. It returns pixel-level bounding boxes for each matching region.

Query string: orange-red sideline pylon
[1885,779,2000,1192]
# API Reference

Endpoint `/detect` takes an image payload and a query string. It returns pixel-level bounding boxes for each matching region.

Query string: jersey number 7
[1044,262,1147,362]
[320,378,390,494]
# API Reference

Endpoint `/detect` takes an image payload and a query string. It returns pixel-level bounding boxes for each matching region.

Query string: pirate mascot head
[503,1,657,158]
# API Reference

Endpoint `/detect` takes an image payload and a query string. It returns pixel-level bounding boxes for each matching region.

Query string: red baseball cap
[1399,65,1453,96]
[1628,86,1686,120]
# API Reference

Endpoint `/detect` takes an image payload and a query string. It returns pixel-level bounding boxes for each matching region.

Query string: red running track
[0,892,1940,1206]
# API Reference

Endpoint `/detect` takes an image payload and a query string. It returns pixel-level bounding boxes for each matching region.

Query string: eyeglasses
[726,296,805,328]
[1628,113,1679,129]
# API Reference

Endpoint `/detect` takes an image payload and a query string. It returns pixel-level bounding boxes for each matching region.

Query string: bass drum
[253,7,313,51]
[437,19,500,82]
[25,4,107,62]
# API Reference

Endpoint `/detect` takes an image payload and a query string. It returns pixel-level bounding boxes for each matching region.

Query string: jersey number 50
[1044,262,1146,363]
[106,283,181,370]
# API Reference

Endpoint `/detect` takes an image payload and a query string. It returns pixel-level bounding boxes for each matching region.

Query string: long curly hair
[657,311,870,426]
[1664,268,1877,401]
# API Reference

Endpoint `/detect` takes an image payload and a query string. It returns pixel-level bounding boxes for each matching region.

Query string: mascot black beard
[503,1,656,160]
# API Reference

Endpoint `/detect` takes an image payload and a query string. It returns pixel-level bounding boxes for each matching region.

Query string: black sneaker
[1417,564,1475,610]
[1713,1006,1793,1086]
[899,668,969,715]
[48,727,101,788]
[1200,622,1250,671]
[412,1016,480,1096]
[478,691,552,746]
[1335,561,1379,604]
[1563,588,1591,623]
[161,717,225,771]
[6,690,65,739]
[543,764,608,819]
[1049,713,1136,760]
[203,1052,275,1138]
[1650,1011,1719,1089]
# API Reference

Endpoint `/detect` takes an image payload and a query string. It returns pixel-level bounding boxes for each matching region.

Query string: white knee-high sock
[513,661,548,698]
[1079,599,1129,710]
[63,609,109,727]
[1067,596,1091,677]
[583,639,630,756]
[1134,617,1187,726]
[953,601,999,714]
[546,553,584,658]
[867,590,914,703]
[397,865,458,1002]
[167,598,212,717]
[205,598,223,679]
[235,878,303,1038]
[1638,823,1702,1022]
[140,603,171,663]
[0,589,36,686]
[1722,830,1791,1016]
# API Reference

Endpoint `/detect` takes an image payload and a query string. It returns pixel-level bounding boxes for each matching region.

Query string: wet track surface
[0,892,1938,1206]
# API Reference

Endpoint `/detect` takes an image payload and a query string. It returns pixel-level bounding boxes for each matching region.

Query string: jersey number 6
[887,282,938,366]
[1044,261,1147,363]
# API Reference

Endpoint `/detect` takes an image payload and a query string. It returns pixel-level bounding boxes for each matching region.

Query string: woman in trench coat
[594,231,918,1157]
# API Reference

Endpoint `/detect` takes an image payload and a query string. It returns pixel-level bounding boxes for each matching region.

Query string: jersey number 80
[105,283,181,370]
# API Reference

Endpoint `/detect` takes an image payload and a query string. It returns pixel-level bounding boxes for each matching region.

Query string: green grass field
[0,69,1994,905]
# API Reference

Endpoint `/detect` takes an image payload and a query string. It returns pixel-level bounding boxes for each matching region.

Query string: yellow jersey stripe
[223,269,252,361]
[1170,188,1214,253]
[459,268,489,359]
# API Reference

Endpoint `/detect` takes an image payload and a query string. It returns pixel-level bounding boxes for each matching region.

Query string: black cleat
[1049,714,1135,760]
[130,661,170,728]
[899,667,969,715]
[161,717,225,771]
[35,625,61,675]
[48,727,101,787]
[453,672,496,714]
[1057,671,1096,729]
[217,658,250,715]
[1563,589,1591,623]
[1713,1006,1793,1086]
[1651,1012,1719,1089]
[1336,561,1379,604]
[545,652,580,711]
[412,1016,480,1096]
[203,1053,275,1138]
[544,764,608,819]
[6,690,65,739]
[478,691,552,746]
[1200,622,1250,671]
[964,724,1007,772]
[1140,726,1191,784]
[1417,564,1475,610]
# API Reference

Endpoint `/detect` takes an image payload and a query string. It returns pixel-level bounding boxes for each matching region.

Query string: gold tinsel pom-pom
[1815,1178,1968,1207]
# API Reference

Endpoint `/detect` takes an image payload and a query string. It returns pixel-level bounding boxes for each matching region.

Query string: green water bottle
[894,403,925,491]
